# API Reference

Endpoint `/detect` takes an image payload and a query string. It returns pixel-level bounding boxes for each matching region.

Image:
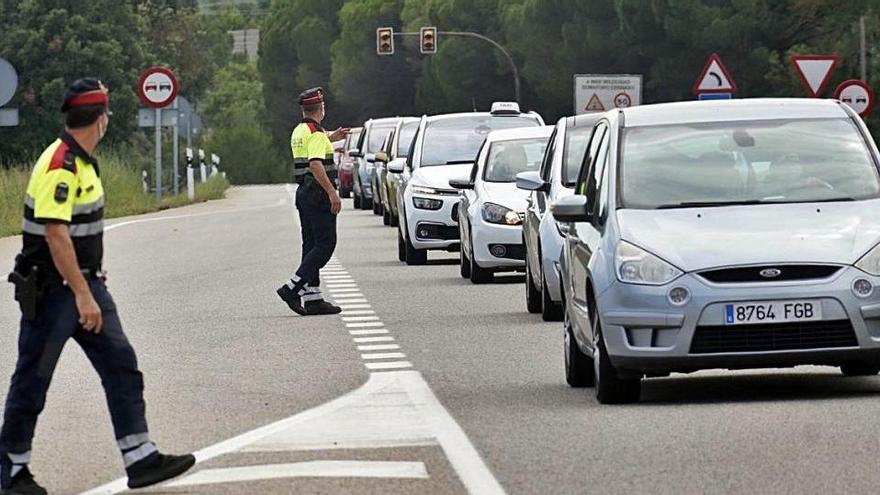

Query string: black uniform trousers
[0,278,149,456]
[295,181,337,290]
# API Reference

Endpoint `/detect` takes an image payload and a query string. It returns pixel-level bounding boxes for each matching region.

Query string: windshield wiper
[445,160,475,165]
[656,200,769,209]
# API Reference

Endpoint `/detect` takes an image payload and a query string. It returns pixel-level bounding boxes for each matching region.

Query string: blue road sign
[698,92,732,101]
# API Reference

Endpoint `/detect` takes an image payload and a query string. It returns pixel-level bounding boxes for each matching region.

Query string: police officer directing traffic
[0,79,195,494]
[277,87,349,316]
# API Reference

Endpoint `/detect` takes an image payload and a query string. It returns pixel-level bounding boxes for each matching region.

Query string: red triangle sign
[791,55,840,97]
[585,93,605,112]
[693,53,737,94]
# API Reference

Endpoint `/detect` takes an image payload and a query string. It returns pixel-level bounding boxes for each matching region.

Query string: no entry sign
[137,67,179,108]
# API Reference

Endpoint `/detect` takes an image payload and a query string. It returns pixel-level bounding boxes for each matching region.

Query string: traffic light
[376,27,394,55]
[420,27,437,54]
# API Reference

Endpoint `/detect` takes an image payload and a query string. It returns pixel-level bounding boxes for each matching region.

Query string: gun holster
[8,256,43,320]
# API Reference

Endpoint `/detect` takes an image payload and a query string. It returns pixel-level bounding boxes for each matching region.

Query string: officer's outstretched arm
[309,159,342,214]
[45,223,103,333]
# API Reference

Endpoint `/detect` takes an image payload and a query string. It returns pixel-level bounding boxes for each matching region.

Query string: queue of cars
[347,98,880,405]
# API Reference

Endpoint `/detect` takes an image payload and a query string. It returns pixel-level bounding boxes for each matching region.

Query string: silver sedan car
[554,98,880,404]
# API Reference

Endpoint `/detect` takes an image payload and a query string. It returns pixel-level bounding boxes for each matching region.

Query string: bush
[0,148,230,238]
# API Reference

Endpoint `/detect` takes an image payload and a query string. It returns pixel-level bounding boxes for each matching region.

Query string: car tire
[383,208,391,226]
[525,254,541,314]
[353,192,361,209]
[840,362,880,376]
[373,193,382,215]
[469,238,494,283]
[361,196,372,210]
[460,242,472,279]
[565,309,594,388]
[541,274,564,321]
[340,188,351,199]
[592,304,640,404]
[390,214,399,227]
[405,233,427,265]
[397,229,407,262]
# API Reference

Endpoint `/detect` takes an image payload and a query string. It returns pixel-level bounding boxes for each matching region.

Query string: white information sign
[574,74,642,115]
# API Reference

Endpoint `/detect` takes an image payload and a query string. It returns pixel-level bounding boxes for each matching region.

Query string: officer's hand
[76,292,103,333]
[330,192,342,215]
[329,127,350,142]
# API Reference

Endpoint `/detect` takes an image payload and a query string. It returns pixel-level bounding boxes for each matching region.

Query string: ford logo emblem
[760,268,782,279]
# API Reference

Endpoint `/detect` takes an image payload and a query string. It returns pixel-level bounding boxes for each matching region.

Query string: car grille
[698,265,841,283]
[690,320,857,354]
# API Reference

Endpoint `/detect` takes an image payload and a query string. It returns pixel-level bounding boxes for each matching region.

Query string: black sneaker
[0,467,47,495]
[277,285,306,315]
[126,452,196,489]
[304,300,343,315]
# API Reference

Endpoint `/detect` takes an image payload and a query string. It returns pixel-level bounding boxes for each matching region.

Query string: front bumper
[405,192,461,250]
[471,220,524,270]
[596,266,880,374]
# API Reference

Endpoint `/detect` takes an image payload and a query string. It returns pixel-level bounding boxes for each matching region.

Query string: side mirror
[347,149,362,158]
[387,158,406,174]
[551,195,591,223]
[365,153,377,163]
[449,177,475,190]
[516,171,549,192]
[374,151,388,163]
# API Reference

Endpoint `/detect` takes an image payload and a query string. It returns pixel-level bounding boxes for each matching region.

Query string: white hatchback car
[389,103,544,265]
[453,127,552,283]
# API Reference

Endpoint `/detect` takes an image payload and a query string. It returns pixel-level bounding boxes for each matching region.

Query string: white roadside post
[199,148,207,183]
[186,147,195,200]
[210,153,220,178]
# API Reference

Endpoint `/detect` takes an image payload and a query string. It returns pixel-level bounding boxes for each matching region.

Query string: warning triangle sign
[585,93,605,112]
[791,55,840,97]
[693,53,737,94]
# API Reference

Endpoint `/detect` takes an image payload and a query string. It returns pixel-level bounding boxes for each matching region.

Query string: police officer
[0,79,194,494]
[277,87,349,316]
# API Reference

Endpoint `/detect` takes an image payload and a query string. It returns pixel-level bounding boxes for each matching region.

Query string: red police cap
[298,87,324,106]
[62,78,109,112]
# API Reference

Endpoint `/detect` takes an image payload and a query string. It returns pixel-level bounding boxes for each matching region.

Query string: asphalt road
[2,184,880,494]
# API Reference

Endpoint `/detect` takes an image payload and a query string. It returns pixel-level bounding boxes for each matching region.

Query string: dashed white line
[353,336,395,343]
[332,294,366,299]
[341,310,376,316]
[357,344,401,351]
[328,288,361,293]
[349,329,389,335]
[339,304,372,310]
[345,322,384,328]
[365,361,413,371]
[342,316,380,322]
[361,352,407,360]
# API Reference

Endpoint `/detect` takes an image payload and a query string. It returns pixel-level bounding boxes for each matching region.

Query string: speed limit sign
[137,67,179,108]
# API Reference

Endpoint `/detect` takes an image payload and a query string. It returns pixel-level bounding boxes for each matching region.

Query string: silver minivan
[554,99,880,404]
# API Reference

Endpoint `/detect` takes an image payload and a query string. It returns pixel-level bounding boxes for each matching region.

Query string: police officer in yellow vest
[277,87,349,316]
[0,78,194,494]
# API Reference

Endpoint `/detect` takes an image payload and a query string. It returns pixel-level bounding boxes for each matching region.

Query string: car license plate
[724,300,822,325]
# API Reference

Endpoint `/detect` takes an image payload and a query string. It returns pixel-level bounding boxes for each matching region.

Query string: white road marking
[345,322,384,328]
[364,361,413,370]
[103,198,287,233]
[341,310,376,316]
[342,316,380,322]
[327,284,358,289]
[337,298,368,304]
[332,293,366,299]
[348,329,389,335]
[357,344,400,351]
[353,336,395,343]
[361,352,407,360]
[328,288,361,293]
[167,460,429,487]
[339,304,372,310]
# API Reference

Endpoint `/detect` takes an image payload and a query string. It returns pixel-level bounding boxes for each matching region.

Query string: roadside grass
[0,151,230,238]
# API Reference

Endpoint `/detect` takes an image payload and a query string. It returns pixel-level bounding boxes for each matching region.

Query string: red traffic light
[376,27,394,55]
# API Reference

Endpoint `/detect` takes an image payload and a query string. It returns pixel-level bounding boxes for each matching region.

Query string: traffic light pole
[393,30,521,105]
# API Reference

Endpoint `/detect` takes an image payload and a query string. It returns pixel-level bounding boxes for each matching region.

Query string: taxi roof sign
[490,101,520,115]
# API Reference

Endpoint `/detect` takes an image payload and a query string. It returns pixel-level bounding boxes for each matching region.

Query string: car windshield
[562,125,595,186]
[397,122,419,157]
[346,130,361,150]
[420,115,540,167]
[620,118,880,209]
[368,124,395,152]
[484,138,548,182]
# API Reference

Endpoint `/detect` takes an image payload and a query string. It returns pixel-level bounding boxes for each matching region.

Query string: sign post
[137,67,179,201]
[834,80,875,118]
[574,75,642,115]
[693,53,736,99]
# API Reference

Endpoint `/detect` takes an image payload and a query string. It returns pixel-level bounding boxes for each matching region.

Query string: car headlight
[412,185,439,195]
[615,241,683,285]
[413,197,443,210]
[482,202,522,225]
[856,243,880,275]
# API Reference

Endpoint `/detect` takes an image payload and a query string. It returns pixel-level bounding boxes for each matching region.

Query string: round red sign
[137,67,179,109]
[834,79,874,117]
